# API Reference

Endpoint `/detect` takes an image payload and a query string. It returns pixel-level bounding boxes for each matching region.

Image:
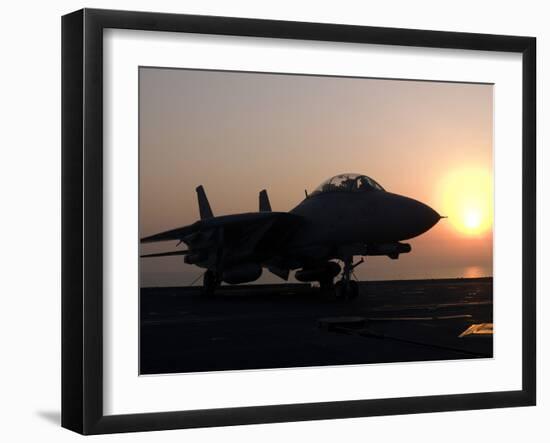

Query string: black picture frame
[62,8,536,435]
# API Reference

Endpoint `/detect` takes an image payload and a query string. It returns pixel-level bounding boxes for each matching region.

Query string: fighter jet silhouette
[141,173,442,298]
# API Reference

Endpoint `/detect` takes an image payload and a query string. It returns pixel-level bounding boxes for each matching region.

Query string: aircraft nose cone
[372,193,442,241]
[391,196,441,239]
[411,200,441,233]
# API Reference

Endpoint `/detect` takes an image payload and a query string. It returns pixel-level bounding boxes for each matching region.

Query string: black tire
[319,278,335,293]
[334,280,345,298]
[348,280,359,299]
[335,280,359,300]
[202,270,218,295]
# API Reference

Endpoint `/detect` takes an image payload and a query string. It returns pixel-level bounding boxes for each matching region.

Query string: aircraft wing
[140,250,190,258]
[141,212,303,249]
[141,222,200,244]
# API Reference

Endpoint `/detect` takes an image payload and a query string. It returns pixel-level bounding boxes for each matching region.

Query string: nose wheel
[335,279,359,299]
[335,257,363,299]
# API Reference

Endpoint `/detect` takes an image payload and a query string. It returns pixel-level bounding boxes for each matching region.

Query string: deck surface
[140,278,493,374]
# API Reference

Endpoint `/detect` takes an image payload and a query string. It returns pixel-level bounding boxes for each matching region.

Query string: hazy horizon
[139,67,493,287]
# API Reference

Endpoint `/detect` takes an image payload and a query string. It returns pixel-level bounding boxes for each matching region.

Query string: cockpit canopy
[311,173,385,196]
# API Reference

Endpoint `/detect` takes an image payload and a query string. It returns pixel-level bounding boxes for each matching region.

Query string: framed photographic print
[61,8,536,435]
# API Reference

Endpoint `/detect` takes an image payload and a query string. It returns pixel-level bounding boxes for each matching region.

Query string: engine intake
[184,251,208,265]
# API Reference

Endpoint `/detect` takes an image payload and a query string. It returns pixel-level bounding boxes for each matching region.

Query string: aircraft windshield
[311,173,385,196]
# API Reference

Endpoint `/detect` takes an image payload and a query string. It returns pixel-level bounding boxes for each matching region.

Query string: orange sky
[139,67,493,286]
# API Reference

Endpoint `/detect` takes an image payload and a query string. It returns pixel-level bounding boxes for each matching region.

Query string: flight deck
[140,277,493,375]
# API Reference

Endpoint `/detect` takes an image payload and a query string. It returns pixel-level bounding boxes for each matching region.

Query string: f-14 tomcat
[141,173,442,298]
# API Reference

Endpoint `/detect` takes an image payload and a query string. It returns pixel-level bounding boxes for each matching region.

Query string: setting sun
[439,167,493,236]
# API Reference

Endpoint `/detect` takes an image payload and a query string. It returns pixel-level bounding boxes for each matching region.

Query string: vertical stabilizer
[196,185,214,219]
[259,189,272,212]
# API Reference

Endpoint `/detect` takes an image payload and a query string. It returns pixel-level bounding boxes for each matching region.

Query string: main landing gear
[334,257,363,300]
[202,269,220,296]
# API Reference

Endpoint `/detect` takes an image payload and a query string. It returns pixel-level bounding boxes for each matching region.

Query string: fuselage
[289,189,440,249]
[187,176,440,271]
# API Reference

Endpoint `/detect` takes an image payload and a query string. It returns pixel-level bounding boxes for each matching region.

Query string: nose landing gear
[335,257,364,299]
[335,279,359,299]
